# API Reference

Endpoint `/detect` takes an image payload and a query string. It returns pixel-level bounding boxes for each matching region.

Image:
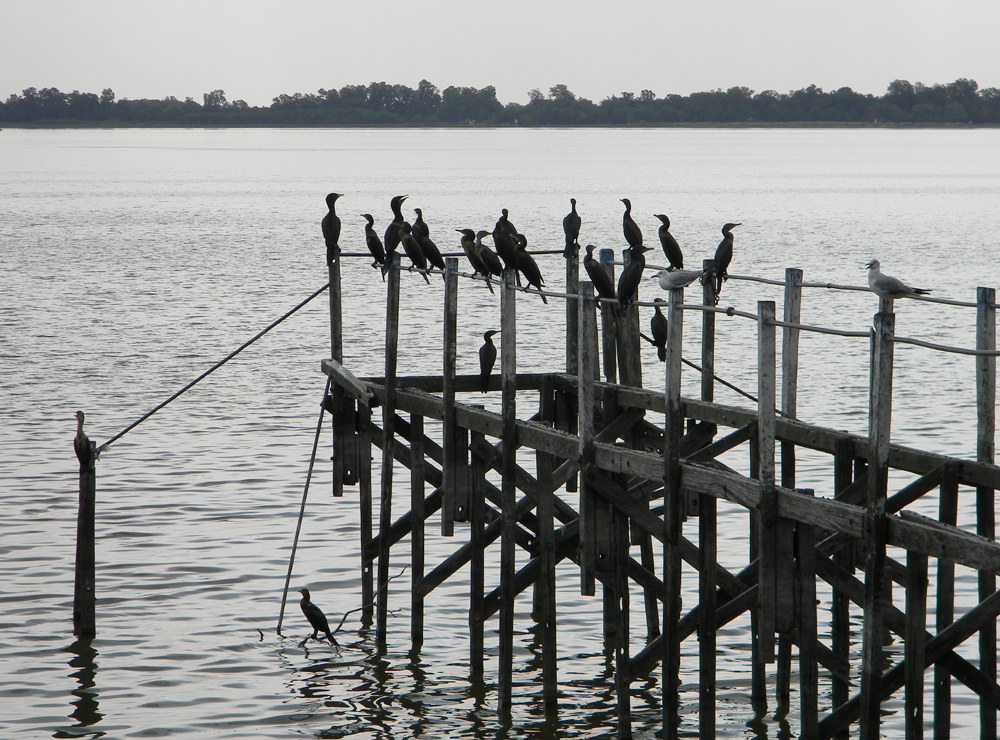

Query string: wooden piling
[935,466,958,739]
[701,258,716,403]
[469,427,487,679]
[905,549,928,740]
[442,257,459,537]
[535,379,559,707]
[599,249,618,384]
[699,486,718,737]
[358,403,374,625]
[578,281,598,597]
[757,301,777,664]
[831,438,855,711]
[859,311,894,740]
[498,267,518,715]
[977,286,997,740]
[73,440,97,636]
[410,413,425,650]
[797,497,819,736]
[566,244,580,376]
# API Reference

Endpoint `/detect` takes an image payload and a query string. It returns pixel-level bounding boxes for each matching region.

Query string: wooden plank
[757,300,778,663]
[905,549,928,740]
[321,358,375,404]
[579,281,598,596]
[410,413,425,650]
[498,267,518,715]
[358,372,548,394]
[978,285,998,740]
[441,257,459,536]
[860,311,894,740]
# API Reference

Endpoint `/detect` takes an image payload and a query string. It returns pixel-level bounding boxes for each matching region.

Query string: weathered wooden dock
[321,249,999,739]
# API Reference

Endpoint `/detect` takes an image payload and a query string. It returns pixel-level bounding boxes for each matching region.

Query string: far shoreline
[3,121,998,130]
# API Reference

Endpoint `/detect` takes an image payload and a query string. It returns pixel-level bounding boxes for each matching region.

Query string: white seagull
[652,268,704,291]
[865,259,931,299]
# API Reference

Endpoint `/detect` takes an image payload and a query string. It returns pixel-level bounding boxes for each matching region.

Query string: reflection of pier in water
[320,248,1000,739]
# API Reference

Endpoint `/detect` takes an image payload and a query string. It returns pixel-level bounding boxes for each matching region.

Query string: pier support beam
[977,286,997,740]
[73,442,97,636]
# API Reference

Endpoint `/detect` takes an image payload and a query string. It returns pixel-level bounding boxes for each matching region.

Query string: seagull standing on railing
[653,268,704,291]
[865,259,931,299]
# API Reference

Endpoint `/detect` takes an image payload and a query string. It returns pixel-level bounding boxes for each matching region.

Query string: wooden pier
[321,250,999,739]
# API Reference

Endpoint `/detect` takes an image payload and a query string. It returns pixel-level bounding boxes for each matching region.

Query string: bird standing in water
[74,410,95,470]
[479,330,500,393]
[712,222,740,305]
[361,214,386,272]
[583,244,616,305]
[617,245,652,312]
[621,198,643,250]
[650,299,668,362]
[654,214,684,271]
[321,193,342,267]
[514,234,547,303]
[563,198,581,257]
[398,222,431,283]
[299,588,339,646]
[866,259,931,300]
[382,195,408,277]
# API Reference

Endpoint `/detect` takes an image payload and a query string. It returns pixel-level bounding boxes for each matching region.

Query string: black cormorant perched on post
[479,330,500,393]
[298,588,339,646]
[621,198,643,250]
[514,234,547,303]
[563,198,581,257]
[491,222,519,273]
[496,208,518,238]
[654,214,683,271]
[412,207,429,241]
[617,244,652,312]
[382,195,408,276]
[417,232,446,275]
[712,222,740,304]
[457,228,494,294]
[74,410,95,470]
[476,230,504,283]
[321,193,342,266]
[650,299,668,362]
[583,244,616,305]
[361,214,386,271]
[398,222,431,283]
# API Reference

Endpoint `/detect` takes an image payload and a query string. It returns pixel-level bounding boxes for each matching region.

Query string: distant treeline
[3,78,1000,126]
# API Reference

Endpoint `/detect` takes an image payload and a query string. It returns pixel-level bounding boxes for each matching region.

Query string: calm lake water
[2,127,999,738]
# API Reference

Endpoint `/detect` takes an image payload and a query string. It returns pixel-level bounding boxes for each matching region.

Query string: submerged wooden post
[578,281,598,596]
[498,267,518,715]
[977,286,997,740]
[859,310,894,740]
[442,257,459,537]
[662,284,684,739]
[376,253,401,647]
[73,441,97,636]
[599,249,617,384]
[756,301,777,664]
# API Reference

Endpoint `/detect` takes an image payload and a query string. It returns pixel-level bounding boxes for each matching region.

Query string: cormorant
[712,222,740,305]
[514,234,547,303]
[650,299,668,362]
[476,230,504,283]
[74,410,95,470]
[412,207,430,241]
[866,259,931,299]
[496,208,518,238]
[361,214,386,272]
[398,222,431,283]
[382,194,408,276]
[653,214,683,270]
[479,330,500,393]
[617,244,652,311]
[457,228,494,294]
[417,231,446,275]
[621,198,643,249]
[321,193,342,266]
[563,198,581,257]
[583,244,617,305]
[491,221,519,273]
[299,588,339,646]
[652,268,704,291]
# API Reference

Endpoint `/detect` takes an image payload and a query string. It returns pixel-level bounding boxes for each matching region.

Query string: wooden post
[905,549,928,740]
[578,281,598,596]
[757,301,777,664]
[410,413,425,651]
[616,249,643,389]
[498,267,518,715]
[797,500,819,737]
[376,253,401,647]
[749,427,767,711]
[859,311,894,740]
[935,466,958,740]
[831,438,854,711]
[662,284,685,739]
[699,487,717,737]
[442,257,459,537]
[613,503,632,740]
[536,379,558,708]
[73,440,97,636]
[566,243,580,376]
[358,403,374,626]
[701,257,716,403]
[781,267,802,479]
[469,427,487,679]
[330,246,346,498]
[977,286,997,740]
[599,249,617,384]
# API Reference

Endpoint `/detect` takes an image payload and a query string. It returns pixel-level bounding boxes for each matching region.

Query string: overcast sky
[3,0,999,107]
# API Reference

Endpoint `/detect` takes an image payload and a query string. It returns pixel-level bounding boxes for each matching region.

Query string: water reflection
[53,636,104,739]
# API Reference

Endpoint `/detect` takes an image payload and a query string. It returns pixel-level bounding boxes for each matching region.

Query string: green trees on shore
[3,78,999,126]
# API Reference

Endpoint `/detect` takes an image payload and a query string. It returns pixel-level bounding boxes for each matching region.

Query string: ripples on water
[2,127,998,738]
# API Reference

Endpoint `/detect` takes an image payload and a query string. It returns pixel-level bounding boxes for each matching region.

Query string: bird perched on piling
[650,299,668,362]
[382,195,408,276]
[712,222,740,305]
[416,228,446,275]
[621,198,643,249]
[866,259,931,300]
[654,214,683,270]
[492,219,519,273]
[583,244,617,305]
[361,214,386,272]
[74,410,95,470]
[563,198,581,257]
[514,234,547,303]
[476,230,504,286]
[496,208,518,239]
[457,228,494,293]
[398,222,431,283]
[617,244,652,312]
[299,588,339,646]
[479,330,500,393]
[412,207,430,241]
[321,193,342,266]
[652,268,704,291]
